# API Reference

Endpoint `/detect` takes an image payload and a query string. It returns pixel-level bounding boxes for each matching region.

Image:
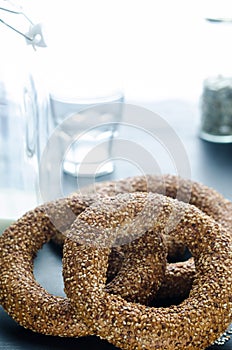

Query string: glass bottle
[0,3,49,230]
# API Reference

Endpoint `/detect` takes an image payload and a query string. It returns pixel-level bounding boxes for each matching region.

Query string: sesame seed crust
[0,196,93,337]
[63,192,232,350]
[75,174,232,301]
[91,174,232,256]
[0,191,167,334]
[54,174,232,303]
[64,194,168,305]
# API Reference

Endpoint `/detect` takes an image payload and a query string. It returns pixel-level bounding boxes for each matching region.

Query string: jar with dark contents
[200,17,232,143]
[200,76,232,142]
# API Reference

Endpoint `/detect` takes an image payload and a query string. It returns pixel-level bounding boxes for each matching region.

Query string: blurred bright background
[2,0,232,103]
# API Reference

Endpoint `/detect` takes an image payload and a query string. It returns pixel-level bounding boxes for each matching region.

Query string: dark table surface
[0,99,232,349]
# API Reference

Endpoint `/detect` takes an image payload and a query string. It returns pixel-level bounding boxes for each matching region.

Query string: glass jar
[200,17,232,142]
[0,6,49,230]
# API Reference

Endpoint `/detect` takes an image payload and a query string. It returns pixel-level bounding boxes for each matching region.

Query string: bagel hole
[34,241,66,297]
[167,247,192,263]
[150,293,191,308]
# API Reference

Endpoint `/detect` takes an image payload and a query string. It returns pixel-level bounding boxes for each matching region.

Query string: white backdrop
[8,0,232,102]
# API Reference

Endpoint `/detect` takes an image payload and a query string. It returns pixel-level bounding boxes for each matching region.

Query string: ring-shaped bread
[0,194,167,334]
[83,174,232,301]
[0,197,91,336]
[94,174,232,260]
[63,192,232,350]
